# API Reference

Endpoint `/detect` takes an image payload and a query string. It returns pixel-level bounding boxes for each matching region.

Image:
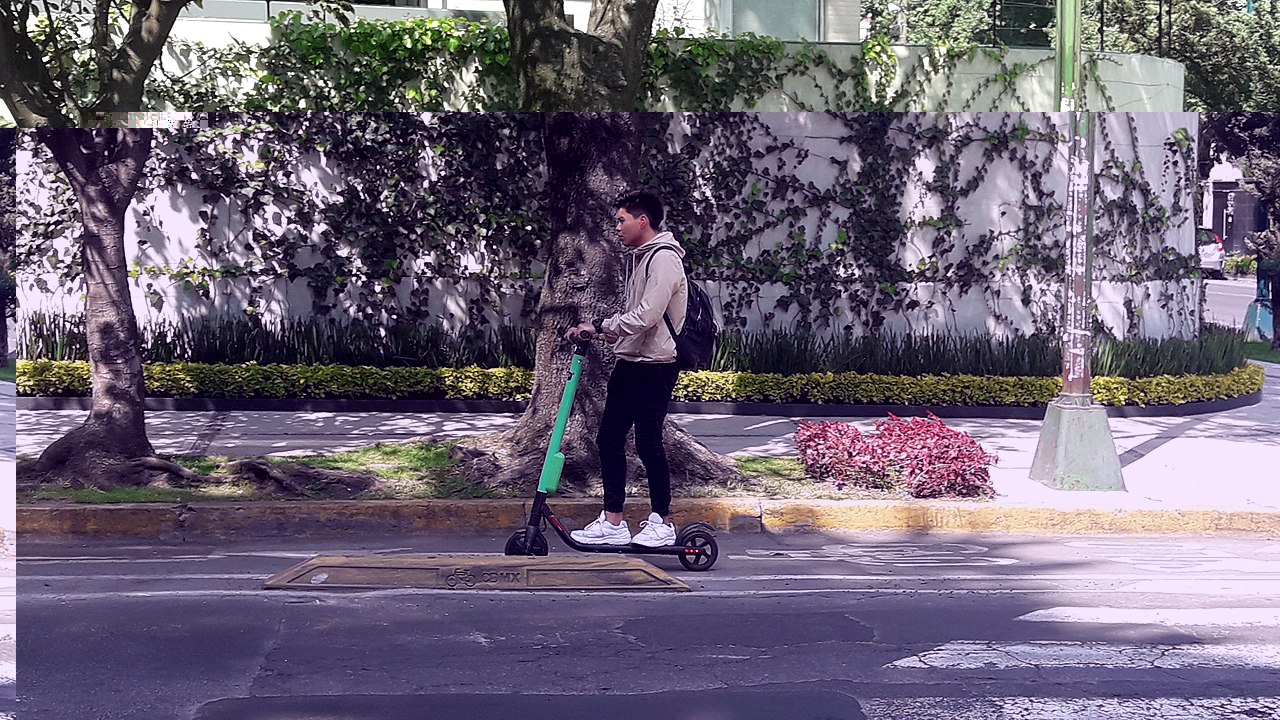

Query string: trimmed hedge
[16,360,1266,407]
[17,361,535,401]
[673,365,1266,406]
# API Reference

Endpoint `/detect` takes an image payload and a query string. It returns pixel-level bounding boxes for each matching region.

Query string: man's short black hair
[616,191,664,230]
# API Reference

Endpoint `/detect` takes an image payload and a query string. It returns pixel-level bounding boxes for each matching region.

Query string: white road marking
[742,419,795,431]
[739,543,1021,567]
[18,549,466,564]
[1017,607,1280,627]
[19,586,1280,601]
[20,574,267,582]
[705,572,1280,582]
[860,696,1280,720]
[20,556,233,564]
[26,572,1280,585]
[1057,540,1280,574]
[888,641,1280,669]
[1121,579,1280,596]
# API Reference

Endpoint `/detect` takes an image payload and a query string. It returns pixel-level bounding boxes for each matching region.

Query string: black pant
[597,359,680,517]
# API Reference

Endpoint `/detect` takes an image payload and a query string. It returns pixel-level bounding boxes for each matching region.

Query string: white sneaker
[632,513,676,547]
[570,511,631,545]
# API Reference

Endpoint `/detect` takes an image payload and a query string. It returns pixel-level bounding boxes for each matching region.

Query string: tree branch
[97,0,191,114]
[37,129,93,191]
[0,0,75,126]
[92,0,113,107]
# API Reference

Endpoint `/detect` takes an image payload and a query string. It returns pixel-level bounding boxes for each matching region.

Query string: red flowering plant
[792,421,895,490]
[794,414,997,498]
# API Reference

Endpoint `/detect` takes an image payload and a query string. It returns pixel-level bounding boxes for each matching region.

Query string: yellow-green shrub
[17,360,1264,407]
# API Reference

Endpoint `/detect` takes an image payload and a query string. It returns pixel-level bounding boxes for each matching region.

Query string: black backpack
[645,246,719,371]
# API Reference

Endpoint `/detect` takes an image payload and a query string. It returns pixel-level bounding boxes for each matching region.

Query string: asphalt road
[17,531,1280,719]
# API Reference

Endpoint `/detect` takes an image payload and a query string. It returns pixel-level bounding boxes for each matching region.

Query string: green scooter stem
[536,340,590,494]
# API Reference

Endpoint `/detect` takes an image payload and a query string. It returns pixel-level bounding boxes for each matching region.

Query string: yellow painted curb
[15,498,765,538]
[760,501,1280,535]
[16,498,1280,537]
[18,504,183,537]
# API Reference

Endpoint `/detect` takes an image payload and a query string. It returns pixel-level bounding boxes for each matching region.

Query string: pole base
[1243,300,1274,343]
[1030,395,1126,491]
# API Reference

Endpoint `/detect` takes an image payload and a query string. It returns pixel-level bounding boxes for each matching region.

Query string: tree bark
[1271,273,1280,351]
[25,128,187,488]
[1,127,13,358]
[457,113,742,499]
[101,0,193,114]
[502,0,659,110]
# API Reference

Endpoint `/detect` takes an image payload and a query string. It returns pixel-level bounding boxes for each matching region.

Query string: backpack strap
[643,246,683,341]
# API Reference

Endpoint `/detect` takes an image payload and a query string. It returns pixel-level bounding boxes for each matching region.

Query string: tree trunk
[457,113,741,499]
[503,0,659,110]
[1271,273,1280,351]
[1,128,12,362]
[25,129,184,489]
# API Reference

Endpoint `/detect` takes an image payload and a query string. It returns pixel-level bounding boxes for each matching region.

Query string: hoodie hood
[625,231,684,280]
[629,231,684,257]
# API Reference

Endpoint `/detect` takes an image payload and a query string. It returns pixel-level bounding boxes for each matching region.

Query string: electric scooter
[503,333,719,571]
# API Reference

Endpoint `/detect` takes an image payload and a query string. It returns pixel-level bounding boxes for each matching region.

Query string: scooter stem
[536,342,590,494]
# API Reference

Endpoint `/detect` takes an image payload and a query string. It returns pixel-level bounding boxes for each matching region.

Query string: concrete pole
[1054,0,1082,112]
[1030,0,1126,491]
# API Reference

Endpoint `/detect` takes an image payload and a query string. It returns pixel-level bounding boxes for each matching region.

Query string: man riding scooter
[564,191,687,548]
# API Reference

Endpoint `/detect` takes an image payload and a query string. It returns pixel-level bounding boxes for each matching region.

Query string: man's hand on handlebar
[565,322,615,342]
[565,322,595,342]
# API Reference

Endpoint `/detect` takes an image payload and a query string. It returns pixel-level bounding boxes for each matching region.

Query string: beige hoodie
[601,232,688,363]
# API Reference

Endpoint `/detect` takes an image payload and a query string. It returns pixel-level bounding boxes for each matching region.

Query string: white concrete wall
[163,12,1182,113]
[663,112,1200,339]
[652,45,1183,112]
[0,3,1183,128]
[16,112,1202,341]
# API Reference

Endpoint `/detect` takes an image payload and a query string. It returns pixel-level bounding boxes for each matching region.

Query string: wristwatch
[592,318,604,334]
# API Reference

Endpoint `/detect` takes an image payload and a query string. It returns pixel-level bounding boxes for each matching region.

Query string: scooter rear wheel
[678,530,718,571]
[504,529,549,556]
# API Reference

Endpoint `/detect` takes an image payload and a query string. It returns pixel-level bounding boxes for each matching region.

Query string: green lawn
[19,443,932,504]
[1245,341,1280,365]
[25,442,492,503]
[0,359,14,383]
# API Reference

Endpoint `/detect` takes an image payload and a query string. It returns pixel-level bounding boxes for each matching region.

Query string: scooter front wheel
[504,529,549,556]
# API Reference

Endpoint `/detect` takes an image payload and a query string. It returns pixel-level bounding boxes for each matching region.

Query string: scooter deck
[541,509,712,560]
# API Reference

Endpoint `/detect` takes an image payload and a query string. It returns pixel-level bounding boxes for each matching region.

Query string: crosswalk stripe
[1017,606,1280,627]
[887,641,1280,669]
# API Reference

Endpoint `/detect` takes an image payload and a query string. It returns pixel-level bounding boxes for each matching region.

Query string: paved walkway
[15,363,1280,515]
[1,382,13,545]
[0,382,12,462]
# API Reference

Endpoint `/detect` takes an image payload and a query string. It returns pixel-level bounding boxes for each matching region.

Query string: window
[730,0,861,42]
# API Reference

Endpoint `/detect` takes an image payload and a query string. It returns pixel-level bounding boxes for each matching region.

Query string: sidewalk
[14,363,1280,536]
[2,382,13,551]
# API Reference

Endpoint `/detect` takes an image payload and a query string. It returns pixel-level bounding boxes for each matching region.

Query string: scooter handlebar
[568,327,600,356]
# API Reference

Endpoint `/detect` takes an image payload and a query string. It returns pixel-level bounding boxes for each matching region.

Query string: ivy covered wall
[16,111,1201,342]
[141,15,1184,115]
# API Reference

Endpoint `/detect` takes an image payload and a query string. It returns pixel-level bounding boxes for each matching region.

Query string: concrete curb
[16,498,1280,539]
